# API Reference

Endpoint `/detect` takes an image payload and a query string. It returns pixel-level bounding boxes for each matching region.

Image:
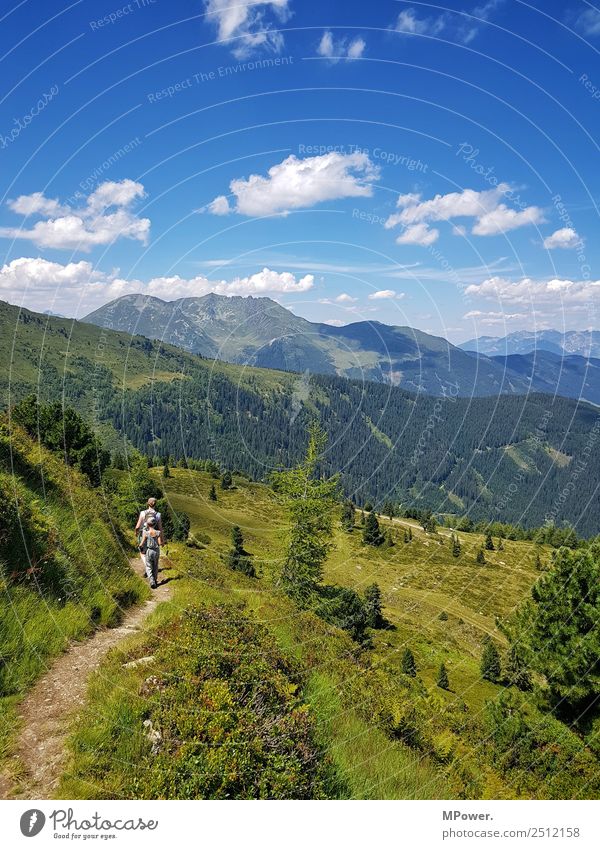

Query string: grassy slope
[60,467,556,800]
[0,423,148,772]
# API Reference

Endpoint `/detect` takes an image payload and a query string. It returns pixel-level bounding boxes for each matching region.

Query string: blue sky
[0,0,599,342]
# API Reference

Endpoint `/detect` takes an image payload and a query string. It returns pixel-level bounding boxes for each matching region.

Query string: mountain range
[2,298,600,535]
[460,329,600,358]
[84,294,600,405]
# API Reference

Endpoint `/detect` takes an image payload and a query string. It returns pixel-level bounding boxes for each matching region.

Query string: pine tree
[437,662,449,690]
[401,647,417,677]
[484,531,494,550]
[497,537,504,551]
[439,610,448,621]
[221,470,233,490]
[408,527,413,541]
[341,500,355,532]
[162,459,170,478]
[274,422,339,605]
[226,525,255,577]
[476,548,486,565]
[534,552,543,570]
[505,643,532,691]
[451,534,461,558]
[403,528,410,543]
[363,511,384,546]
[364,583,384,628]
[481,637,501,682]
[209,483,217,501]
[510,547,600,715]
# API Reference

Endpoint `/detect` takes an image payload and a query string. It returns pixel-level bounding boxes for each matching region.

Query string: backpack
[141,507,159,529]
[140,529,160,553]
[138,508,161,543]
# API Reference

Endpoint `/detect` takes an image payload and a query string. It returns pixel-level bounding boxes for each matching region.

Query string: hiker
[139,515,163,589]
[135,497,163,543]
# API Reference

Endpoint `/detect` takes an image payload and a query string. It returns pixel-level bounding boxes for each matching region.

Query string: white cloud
[205,0,290,57]
[324,318,345,326]
[207,195,232,216]
[543,227,582,250]
[575,8,600,37]
[385,184,544,243]
[335,292,358,303]
[8,192,65,217]
[463,309,528,325]
[317,30,334,57]
[317,31,365,61]
[393,1,504,44]
[465,276,600,308]
[207,152,380,217]
[395,223,439,246]
[0,257,314,315]
[368,289,399,300]
[472,204,544,236]
[347,37,366,59]
[0,180,150,251]
[394,9,446,36]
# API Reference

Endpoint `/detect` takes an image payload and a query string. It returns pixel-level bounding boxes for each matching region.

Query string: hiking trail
[0,555,174,800]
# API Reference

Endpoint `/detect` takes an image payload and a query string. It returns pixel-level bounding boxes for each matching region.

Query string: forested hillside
[2,299,599,535]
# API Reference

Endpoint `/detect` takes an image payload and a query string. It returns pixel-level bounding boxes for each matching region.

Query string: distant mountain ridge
[84,293,600,404]
[460,329,600,358]
[84,293,534,398]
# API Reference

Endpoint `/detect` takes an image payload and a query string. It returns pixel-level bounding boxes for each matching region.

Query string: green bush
[65,605,339,799]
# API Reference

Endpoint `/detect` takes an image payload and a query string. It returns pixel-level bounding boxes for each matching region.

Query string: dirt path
[0,555,174,800]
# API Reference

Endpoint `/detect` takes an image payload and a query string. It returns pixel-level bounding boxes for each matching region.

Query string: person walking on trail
[139,515,163,589]
[135,497,163,542]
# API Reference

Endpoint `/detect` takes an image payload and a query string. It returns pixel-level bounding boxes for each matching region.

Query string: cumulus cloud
[207,151,380,217]
[465,276,600,309]
[0,180,149,251]
[368,289,399,300]
[324,318,345,326]
[335,292,358,303]
[385,184,544,243]
[543,227,582,250]
[317,30,366,62]
[8,192,66,217]
[0,257,314,315]
[395,223,439,246]
[205,0,290,57]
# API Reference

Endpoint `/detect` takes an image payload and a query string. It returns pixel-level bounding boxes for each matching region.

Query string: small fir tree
[227,525,255,577]
[363,511,385,546]
[484,531,495,550]
[437,662,450,690]
[364,583,384,628]
[481,637,502,682]
[476,548,486,565]
[209,483,217,501]
[341,500,355,532]
[401,647,417,677]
